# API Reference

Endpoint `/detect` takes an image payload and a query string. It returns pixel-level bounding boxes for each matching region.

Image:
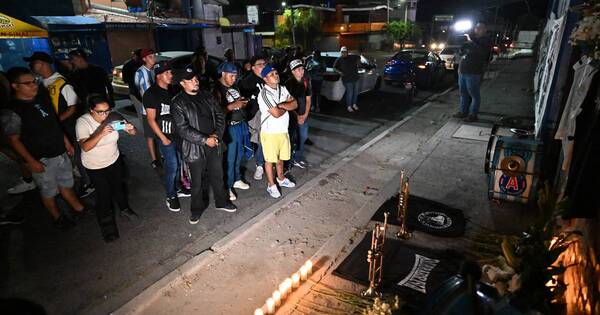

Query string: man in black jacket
[171,67,237,224]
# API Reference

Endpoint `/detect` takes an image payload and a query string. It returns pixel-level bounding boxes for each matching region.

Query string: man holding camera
[171,67,237,225]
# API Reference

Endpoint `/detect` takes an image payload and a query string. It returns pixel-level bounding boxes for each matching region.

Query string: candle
[305,260,313,274]
[254,308,264,315]
[266,298,275,314]
[273,290,281,306]
[300,265,308,281]
[292,273,300,288]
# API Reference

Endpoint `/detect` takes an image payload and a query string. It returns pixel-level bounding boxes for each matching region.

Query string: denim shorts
[31,153,74,198]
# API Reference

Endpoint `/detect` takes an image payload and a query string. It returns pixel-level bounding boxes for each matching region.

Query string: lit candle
[254,308,264,315]
[305,260,313,274]
[266,298,275,314]
[273,290,281,306]
[300,265,308,281]
[292,273,300,288]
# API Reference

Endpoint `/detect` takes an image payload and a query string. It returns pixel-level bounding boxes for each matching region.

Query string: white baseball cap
[340,46,348,52]
[289,59,304,71]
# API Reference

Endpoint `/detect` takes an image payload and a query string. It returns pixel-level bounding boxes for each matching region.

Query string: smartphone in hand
[110,120,127,131]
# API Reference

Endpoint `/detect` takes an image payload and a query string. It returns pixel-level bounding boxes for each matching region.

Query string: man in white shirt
[257,64,298,198]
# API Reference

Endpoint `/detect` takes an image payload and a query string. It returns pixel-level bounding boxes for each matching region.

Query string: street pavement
[0,52,454,315]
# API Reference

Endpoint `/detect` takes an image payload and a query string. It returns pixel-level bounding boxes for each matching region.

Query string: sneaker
[254,165,264,180]
[79,184,95,198]
[7,178,36,194]
[452,112,467,118]
[69,207,86,222]
[54,215,75,231]
[151,160,161,170]
[305,138,314,146]
[120,208,139,220]
[277,177,296,188]
[299,160,309,168]
[166,197,181,212]
[216,203,237,213]
[233,180,250,190]
[177,188,191,198]
[464,114,478,122]
[346,106,354,113]
[352,104,359,111]
[189,213,201,224]
[0,213,25,225]
[292,160,306,169]
[229,189,237,201]
[267,185,281,198]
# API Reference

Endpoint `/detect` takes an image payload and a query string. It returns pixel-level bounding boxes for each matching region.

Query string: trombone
[396,170,412,239]
[362,212,389,297]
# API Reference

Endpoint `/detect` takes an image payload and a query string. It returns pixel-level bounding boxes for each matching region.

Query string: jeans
[86,158,129,238]
[158,140,180,198]
[255,141,265,166]
[226,124,244,188]
[188,147,228,215]
[343,81,360,108]
[311,80,323,111]
[458,73,482,115]
[293,120,309,162]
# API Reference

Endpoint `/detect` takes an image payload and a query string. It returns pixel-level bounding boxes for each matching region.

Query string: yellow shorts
[260,132,291,163]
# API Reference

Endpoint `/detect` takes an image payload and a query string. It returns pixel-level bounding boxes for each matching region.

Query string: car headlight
[430,43,437,50]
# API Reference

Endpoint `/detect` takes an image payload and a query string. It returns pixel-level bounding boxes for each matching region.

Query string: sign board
[434,15,454,22]
[247,5,259,25]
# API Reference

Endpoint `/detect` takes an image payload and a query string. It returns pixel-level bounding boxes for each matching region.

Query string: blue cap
[218,61,238,76]
[260,64,275,78]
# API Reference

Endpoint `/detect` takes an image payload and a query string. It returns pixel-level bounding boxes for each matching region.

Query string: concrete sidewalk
[114,58,536,315]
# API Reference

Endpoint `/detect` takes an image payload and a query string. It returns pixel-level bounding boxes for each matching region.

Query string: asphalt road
[0,52,456,314]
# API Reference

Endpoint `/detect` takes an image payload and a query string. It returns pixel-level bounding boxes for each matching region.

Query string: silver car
[320,51,381,102]
[438,46,460,71]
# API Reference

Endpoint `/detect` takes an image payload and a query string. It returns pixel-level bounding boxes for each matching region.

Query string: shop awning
[0,12,48,38]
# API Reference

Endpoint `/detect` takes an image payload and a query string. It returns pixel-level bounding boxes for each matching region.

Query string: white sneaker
[267,185,281,198]
[254,165,264,180]
[229,189,237,201]
[352,104,359,111]
[7,178,36,194]
[346,106,354,112]
[233,180,250,190]
[277,177,296,188]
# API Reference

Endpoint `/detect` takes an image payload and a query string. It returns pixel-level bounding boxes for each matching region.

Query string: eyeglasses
[15,78,40,86]
[93,109,112,116]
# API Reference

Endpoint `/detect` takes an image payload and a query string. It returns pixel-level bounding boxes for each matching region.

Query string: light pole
[387,0,389,24]
[282,1,296,46]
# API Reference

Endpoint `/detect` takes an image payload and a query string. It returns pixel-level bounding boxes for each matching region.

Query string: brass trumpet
[362,212,389,297]
[396,170,412,239]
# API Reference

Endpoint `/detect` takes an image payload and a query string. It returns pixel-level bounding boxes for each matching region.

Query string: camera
[110,120,127,131]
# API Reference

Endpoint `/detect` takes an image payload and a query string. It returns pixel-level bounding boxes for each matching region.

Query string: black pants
[188,147,228,215]
[86,158,130,238]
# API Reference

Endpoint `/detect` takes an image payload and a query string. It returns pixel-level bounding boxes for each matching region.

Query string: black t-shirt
[285,76,312,116]
[214,82,246,122]
[239,72,264,119]
[0,95,66,159]
[71,64,112,104]
[143,84,175,136]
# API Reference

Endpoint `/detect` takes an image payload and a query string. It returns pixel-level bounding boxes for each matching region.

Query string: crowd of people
[0,45,333,242]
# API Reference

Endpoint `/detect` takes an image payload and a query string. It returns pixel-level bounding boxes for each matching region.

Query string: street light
[453,20,473,33]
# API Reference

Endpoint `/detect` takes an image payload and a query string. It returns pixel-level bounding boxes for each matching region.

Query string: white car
[319,51,381,102]
[111,51,223,96]
[438,46,460,71]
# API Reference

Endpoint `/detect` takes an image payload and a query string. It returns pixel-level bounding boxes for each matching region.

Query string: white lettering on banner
[396,254,439,294]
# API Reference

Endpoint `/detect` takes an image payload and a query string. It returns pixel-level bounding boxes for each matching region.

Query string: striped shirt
[134,65,155,115]
[257,84,291,134]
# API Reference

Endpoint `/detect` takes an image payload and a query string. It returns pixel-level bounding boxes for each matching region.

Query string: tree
[275,8,321,50]
[386,21,421,49]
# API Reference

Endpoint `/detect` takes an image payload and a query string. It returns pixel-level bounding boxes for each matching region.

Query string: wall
[106,28,155,65]
[202,27,224,57]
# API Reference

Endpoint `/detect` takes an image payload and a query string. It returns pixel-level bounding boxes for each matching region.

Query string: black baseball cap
[173,66,196,82]
[153,60,171,75]
[23,51,53,64]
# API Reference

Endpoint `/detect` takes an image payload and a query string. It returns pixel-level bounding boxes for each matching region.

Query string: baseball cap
[23,51,53,64]
[260,64,276,78]
[340,46,348,52]
[218,62,238,75]
[289,59,303,71]
[140,48,154,59]
[153,60,171,75]
[173,67,196,82]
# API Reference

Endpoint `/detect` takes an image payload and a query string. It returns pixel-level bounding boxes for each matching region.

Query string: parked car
[383,49,446,88]
[319,51,381,102]
[438,46,460,71]
[111,51,223,96]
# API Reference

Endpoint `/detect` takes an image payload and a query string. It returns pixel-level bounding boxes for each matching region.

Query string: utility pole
[387,0,390,24]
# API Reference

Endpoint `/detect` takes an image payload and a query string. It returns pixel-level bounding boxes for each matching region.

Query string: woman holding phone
[76,94,137,242]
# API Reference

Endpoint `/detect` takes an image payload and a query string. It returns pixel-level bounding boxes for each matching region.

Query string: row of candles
[254,260,313,315]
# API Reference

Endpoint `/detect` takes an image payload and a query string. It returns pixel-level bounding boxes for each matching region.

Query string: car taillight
[386,60,397,66]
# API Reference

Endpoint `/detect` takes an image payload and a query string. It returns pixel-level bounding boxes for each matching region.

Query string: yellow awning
[0,12,48,38]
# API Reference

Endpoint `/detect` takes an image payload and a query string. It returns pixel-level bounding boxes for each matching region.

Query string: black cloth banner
[371,195,466,237]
